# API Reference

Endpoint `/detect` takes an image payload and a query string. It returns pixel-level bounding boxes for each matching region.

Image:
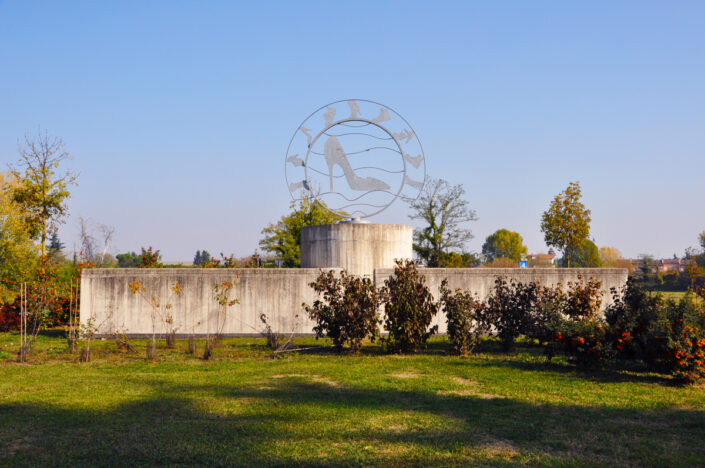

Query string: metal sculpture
[285,99,426,219]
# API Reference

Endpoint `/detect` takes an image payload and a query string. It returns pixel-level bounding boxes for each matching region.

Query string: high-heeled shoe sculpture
[323,136,390,192]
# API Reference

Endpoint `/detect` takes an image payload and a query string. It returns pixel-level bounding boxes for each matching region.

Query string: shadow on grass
[1,375,704,467]
[462,357,677,386]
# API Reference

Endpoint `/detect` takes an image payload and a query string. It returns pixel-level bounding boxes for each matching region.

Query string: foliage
[540,181,591,267]
[484,277,536,352]
[482,229,527,262]
[0,302,21,331]
[599,246,634,272]
[524,283,566,346]
[439,279,487,354]
[563,239,602,268]
[260,197,342,267]
[0,172,38,303]
[669,325,705,384]
[605,279,705,372]
[438,251,482,268]
[304,270,381,353]
[550,320,613,368]
[381,260,438,353]
[193,250,211,266]
[9,129,77,256]
[487,257,518,268]
[138,246,162,268]
[407,178,478,267]
[116,251,140,267]
[563,274,603,320]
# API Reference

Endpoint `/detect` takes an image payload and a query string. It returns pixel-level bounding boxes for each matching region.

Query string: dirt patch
[437,389,504,399]
[449,376,477,386]
[389,372,422,379]
[270,374,341,388]
[310,375,341,388]
[438,389,477,396]
[482,437,520,457]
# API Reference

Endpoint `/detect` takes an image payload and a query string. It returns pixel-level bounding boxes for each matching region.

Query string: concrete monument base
[300,223,413,277]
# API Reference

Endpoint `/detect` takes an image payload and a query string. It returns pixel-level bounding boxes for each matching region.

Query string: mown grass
[1,331,704,467]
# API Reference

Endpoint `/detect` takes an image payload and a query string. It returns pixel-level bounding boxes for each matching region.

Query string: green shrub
[304,270,381,353]
[606,279,705,377]
[484,277,536,352]
[524,283,565,346]
[440,279,488,354]
[381,260,438,353]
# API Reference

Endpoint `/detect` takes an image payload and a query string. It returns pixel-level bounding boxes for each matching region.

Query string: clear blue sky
[1,1,704,261]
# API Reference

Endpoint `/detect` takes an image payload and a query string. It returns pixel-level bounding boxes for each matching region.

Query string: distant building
[527,253,556,268]
[656,259,685,273]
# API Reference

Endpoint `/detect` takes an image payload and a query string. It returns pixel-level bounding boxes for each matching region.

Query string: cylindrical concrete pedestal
[301,223,413,277]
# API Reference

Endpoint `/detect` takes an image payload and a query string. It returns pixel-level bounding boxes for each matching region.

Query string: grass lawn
[1,332,704,467]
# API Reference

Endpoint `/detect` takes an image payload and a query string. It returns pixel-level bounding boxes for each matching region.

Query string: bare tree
[407,178,478,267]
[78,216,97,261]
[77,217,115,265]
[98,223,115,264]
[10,129,77,257]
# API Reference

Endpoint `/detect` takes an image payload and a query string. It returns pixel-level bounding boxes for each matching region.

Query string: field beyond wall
[1,333,704,467]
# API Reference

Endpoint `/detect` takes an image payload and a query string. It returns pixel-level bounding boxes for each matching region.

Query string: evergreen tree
[48,231,64,253]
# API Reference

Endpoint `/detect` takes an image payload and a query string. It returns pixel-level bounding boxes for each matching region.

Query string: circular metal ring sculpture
[285,99,426,219]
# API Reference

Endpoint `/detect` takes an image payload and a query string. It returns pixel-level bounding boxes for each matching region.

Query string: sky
[1,1,704,261]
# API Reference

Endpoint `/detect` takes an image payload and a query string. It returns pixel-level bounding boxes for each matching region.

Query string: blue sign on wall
[520,260,527,269]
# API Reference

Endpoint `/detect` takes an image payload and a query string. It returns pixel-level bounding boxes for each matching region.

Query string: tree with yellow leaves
[0,172,38,303]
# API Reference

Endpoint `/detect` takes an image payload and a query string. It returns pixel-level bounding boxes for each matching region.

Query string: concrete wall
[301,223,412,277]
[374,268,629,333]
[80,268,339,336]
[81,267,627,337]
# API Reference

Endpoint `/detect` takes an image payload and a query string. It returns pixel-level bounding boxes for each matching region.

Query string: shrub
[381,260,438,353]
[304,270,381,353]
[440,279,488,354]
[525,283,565,346]
[484,277,536,352]
[605,279,705,373]
[551,319,613,368]
[605,278,664,361]
[0,302,20,332]
[668,325,705,384]
[563,274,603,320]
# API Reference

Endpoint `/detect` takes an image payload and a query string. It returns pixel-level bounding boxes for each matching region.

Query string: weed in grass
[187,336,197,355]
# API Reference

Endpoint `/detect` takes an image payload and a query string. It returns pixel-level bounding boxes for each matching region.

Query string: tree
[0,172,38,303]
[697,231,705,269]
[116,252,139,267]
[407,178,478,267]
[540,181,591,267]
[10,130,77,257]
[260,197,342,267]
[482,229,527,262]
[599,246,634,272]
[563,239,602,267]
[48,231,64,253]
